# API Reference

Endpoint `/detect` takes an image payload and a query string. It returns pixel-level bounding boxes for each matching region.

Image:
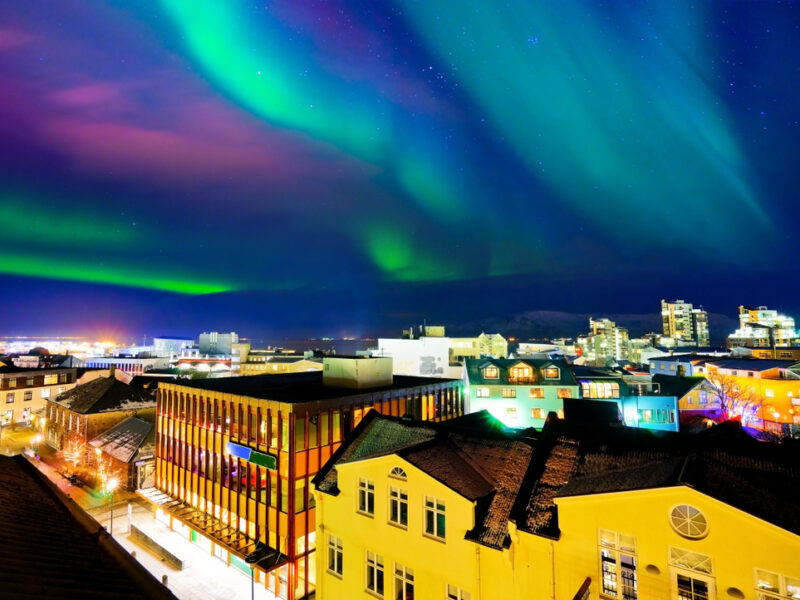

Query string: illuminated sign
[226,441,277,470]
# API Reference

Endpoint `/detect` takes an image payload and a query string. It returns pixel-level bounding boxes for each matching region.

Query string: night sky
[1,1,799,340]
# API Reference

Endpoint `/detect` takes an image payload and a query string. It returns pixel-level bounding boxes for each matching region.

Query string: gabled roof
[313,410,537,550]
[53,376,155,414]
[0,455,178,600]
[652,375,709,399]
[465,358,577,386]
[512,418,800,539]
[89,417,154,463]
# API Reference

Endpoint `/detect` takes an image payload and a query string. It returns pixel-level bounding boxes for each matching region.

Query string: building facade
[84,355,170,375]
[314,412,800,600]
[728,305,800,349]
[145,357,464,600]
[577,318,630,364]
[199,331,240,355]
[0,366,77,427]
[662,299,710,347]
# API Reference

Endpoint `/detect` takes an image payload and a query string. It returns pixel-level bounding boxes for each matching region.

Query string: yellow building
[314,412,800,600]
[239,357,322,376]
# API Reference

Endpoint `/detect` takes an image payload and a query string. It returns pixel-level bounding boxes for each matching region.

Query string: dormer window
[544,367,560,379]
[509,365,533,383]
[483,366,499,379]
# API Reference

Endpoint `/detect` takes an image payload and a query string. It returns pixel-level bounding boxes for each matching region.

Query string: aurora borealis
[1,1,799,336]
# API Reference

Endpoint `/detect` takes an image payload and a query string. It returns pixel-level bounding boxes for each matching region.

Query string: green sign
[226,441,277,470]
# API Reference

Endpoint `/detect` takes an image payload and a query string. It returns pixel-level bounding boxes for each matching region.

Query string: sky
[1,1,799,340]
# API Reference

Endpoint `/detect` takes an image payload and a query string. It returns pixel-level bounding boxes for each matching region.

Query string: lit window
[544,367,560,379]
[501,388,516,398]
[531,408,546,419]
[424,497,446,540]
[44,374,57,385]
[510,366,532,381]
[8,378,16,388]
[447,584,471,600]
[505,407,517,419]
[557,388,572,399]
[358,478,375,516]
[389,486,408,528]
[5,393,14,404]
[557,409,564,419]
[766,389,774,398]
[755,569,800,600]
[530,388,544,399]
[475,388,490,398]
[394,563,414,600]
[327,534,343,577]
[26,377,34,386]
[24,391,32,402]
[41,388,50,400]
[366,551,384,596]
[599,529,637,600]
[483,366,499,379]
[669,547,713,575]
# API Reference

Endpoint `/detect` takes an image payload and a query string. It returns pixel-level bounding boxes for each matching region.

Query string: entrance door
[673,570,715,600]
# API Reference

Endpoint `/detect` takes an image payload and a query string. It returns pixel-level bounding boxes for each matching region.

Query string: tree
[705,372,762,427]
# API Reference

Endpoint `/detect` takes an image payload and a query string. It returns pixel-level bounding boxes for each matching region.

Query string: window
[766,388,775,398]
[677,574,711,600]
[394,563,414,600]
[327,534,343,577]
[24,391,32,402]
[1,410,12,425]
[501,388,516,398]
[599,529,637,600]
[44,374,57,385]
[390,466,407,480]
[366,551,384,596]
[544,367,560,379]
[755,569,800,600]
[505,407,518,420]
[510,366,532,382]
[581,381,621,399]
[358,478,375,516]
[40,388,50,400]
[5,393,14,404]
[475,387,490,398]
[532,408,546,419]
[57,386,65,395]
[389,486,408,527]
[530,387,544,399]
[26,377,34,386]
[7,378,16,388]
[698,391,708,406]
[447,584,471,600]
[483,366,499,379]
[669,547,713,574]
[59,373,67,383]
[424,496,446,540]
[557,388,572,399]
[557,409,564,419]
[669,505,709,539]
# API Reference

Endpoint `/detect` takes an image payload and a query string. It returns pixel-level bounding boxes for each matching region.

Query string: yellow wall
[535,486,800,600]
[316,453,518,600]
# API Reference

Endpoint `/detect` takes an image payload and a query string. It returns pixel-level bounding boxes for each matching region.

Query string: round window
[669,505,709,539]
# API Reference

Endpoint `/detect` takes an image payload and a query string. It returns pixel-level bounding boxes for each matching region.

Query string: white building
[198,331,239,355]
[373,337,462,378]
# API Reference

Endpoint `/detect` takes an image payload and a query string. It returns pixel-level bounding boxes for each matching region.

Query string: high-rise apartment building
[661,299,709,346]
[198,331,239,355]
[577,318,629,364]
[728,306,800,349]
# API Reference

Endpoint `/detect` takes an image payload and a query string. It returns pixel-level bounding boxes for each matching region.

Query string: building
[45,372,156,460]
[652,374,717,431]
[374,337,460,378]
[11,353,85,369]
[662,299,710,346]
[153,337,195,357]
[0,454,179,600]
[239,356,322,377]
[465,358,579,429]
[199,331,240,355]
[728,305,800,349]
[142,356,465,600]
[84,355,170,375]
[577,318,630,364]
[89,416,156,490]
[0,366,77,427]
[314,411,800,600]
[649,355,721,377]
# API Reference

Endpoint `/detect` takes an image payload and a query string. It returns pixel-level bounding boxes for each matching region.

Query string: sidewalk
[29,457,279,600]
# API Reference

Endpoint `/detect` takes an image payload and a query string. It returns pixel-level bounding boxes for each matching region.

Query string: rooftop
[54,376,155,414]
[708,358,800,371]
[465,357,577,386]
[0,455,177,600]
[169,371,458,403]
[89,416,155,463]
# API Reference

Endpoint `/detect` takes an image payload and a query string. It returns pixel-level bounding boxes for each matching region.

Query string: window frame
[424,496,446,541]
[598,529,638,600]
[365,550,385,597]
[388,485,408,528]
[327,534,343,577]
[358,477,375,517]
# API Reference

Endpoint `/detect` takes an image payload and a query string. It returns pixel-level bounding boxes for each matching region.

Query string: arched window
[390,466,407,480]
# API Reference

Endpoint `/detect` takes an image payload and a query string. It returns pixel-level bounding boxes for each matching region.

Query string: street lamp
[105,477,119,536]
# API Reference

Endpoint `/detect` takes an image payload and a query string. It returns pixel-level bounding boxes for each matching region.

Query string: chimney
[109,364,116,379]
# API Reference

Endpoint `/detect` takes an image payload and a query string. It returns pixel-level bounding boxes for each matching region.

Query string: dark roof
[707,358,800,371]
[652,375,708,399]
[0,366,74,375]
[648,354,722,364]
[465,357,577,386]
[171,372,457,403]
[314,410,537,550]
[89,417,155,463]
[0,455,177,600]
[54,376,155,414]
[513,418,800,539]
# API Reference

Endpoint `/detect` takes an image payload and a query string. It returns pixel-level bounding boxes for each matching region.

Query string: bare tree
[705,372,762,427]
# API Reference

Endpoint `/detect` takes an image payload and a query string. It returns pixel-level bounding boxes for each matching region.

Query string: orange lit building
[143,356,464,600]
